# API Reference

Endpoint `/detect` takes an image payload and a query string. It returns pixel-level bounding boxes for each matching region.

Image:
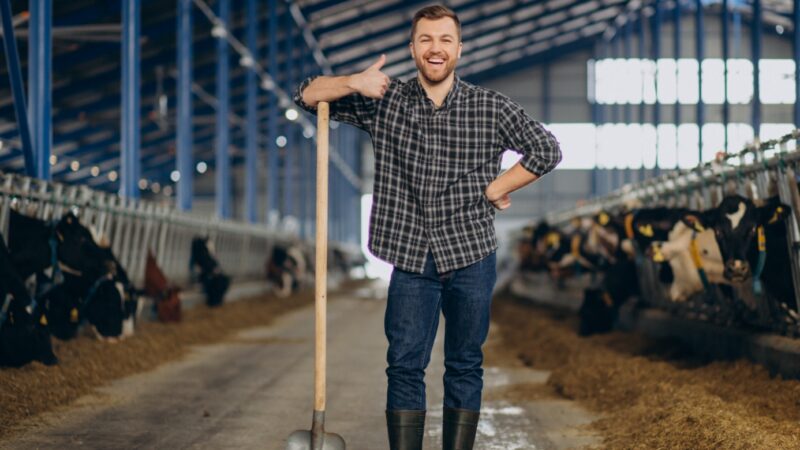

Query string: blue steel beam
[696,0,705,163]
[244,0,258,223]
[795,0,800,129]
[624,17,632,125]
[120,0,140,199]
[653,0,661,170]
[177,0,193,211]
[267,0,280,224]
[722,0,730,152]
[283,9,294,221]
[29,0,52,180]
[752,0,762,135]
[673,0,681,167]
[0,0,35,176]
[216,0,232,219]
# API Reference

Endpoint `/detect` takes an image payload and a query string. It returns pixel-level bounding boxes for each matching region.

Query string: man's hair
[410,5,461,41]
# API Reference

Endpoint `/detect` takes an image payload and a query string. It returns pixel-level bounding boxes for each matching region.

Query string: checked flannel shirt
[294,74,562,274]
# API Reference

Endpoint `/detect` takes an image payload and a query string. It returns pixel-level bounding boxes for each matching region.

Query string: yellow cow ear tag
[598,212,610,226]
[40,314,48,326]
[651,243,666,263]
[70,308,79,323]
[546,232,560,248]
[638,224,654,238]
[685,216,705,232]
[768,207,783,225]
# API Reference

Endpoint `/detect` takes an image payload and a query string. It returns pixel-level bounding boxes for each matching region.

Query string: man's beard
[415,54,457,84]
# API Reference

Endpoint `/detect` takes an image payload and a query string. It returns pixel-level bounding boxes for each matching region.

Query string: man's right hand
[349,54,390,99]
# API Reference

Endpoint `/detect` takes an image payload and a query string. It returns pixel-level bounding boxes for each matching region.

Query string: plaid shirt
[295,74,561,273]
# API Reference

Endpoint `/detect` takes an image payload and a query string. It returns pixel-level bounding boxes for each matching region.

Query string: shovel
[286,102,346,450]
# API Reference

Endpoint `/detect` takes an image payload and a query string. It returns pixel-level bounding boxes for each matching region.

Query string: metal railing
[0,172,335,288]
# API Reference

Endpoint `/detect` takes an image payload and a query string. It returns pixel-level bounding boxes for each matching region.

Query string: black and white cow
[0,230,57,367]
[8,210,128,340]
[190,237,230,307]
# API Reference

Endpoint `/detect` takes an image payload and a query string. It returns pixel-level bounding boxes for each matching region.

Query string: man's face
[410,17,462,84]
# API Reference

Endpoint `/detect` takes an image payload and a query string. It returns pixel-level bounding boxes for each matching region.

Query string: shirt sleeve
[293,75,379,133]
[498,97,562,177]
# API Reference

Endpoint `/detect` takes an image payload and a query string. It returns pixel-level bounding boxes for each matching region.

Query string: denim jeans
[385,249,496,412]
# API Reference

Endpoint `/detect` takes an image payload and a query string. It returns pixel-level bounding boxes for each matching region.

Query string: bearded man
[294,5,561,450]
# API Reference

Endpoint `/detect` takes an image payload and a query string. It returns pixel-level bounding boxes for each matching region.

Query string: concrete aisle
[3,284,597,450]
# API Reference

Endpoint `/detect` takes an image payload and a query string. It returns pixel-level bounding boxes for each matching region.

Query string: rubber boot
[442,407,480,450]
[386,409,426,450]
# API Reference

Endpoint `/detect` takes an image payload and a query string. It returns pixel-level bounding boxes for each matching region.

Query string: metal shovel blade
[285,429,346,450]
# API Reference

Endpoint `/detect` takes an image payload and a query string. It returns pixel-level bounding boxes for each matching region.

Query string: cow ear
[759,202,791,225]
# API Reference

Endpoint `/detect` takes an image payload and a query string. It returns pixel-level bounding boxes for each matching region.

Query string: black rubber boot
[442,407,480,450]
[386,409,426,450]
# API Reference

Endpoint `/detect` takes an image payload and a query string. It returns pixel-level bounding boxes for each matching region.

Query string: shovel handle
[315,102,329,412]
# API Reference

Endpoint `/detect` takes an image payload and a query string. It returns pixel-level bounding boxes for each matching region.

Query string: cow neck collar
[688,231,712,292]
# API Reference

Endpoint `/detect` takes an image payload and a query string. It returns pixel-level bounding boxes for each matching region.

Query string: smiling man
[294,5,561,450]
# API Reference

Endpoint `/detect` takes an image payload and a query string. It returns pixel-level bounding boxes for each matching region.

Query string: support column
[652,0,661,172]
[266,0,280,225]
[673,0,681,167]
[722,0,731,153]
[795,0,800,129]
[283,10,294,224]
[121,0,140,199]
[176,0,193,211]
[244,0,258,223]
[751,0,762,136]
[696,0,705,163]
[215,0,231,218]
[28,0,51,180]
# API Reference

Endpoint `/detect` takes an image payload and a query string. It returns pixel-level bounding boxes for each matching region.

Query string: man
[294,5,561,450]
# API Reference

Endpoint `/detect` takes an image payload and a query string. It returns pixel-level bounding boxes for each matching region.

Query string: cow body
[190,237,229,307]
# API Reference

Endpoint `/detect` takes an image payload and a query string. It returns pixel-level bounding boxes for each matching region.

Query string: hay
[0,282,353,440]
[491,293,800,450]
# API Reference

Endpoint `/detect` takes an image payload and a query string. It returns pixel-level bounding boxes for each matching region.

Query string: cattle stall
[0,171,358,288]
[529,130,800,337]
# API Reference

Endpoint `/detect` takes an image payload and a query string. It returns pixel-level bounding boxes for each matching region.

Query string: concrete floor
[3,283,598,450]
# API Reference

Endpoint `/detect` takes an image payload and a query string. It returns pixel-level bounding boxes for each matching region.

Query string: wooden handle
[314,102,329,412]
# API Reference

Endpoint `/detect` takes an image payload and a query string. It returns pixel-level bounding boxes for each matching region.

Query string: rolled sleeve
[498,97,562,177]
[293,75,379,133]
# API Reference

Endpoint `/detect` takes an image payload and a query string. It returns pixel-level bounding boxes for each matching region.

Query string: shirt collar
[410,73,462,110]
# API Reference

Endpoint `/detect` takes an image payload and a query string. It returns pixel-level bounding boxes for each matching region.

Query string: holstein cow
[0,231,57,367]
[578,210,641,335]
[8,210,128,340]
[266,243,308,298]
[190,237,230,307]
[690,194,795,322]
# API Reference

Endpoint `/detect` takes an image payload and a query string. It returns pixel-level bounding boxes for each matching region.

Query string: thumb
[368,54,386,71]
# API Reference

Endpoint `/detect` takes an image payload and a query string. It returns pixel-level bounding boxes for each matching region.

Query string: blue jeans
[385,250,496,412]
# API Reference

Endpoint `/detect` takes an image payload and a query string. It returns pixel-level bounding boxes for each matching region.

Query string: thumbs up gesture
[351,54,390,99]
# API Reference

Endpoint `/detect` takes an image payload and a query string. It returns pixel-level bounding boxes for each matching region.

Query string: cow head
[55,213,107,277]
[630,208,694,253]
[691,195,790,282]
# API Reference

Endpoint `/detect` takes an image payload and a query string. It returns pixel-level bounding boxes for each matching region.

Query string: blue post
[29,0,51,180]
[624,18,632,125]
[283,10,294,224]
[652,0,661,172]
[722,0,730,153]
[795,0,800,130]
[638,8,646,181]
[673,0,681,167]
[0,0,35,177]
[297,51,306,238]
[609,35,618,124]
[121,0,140,199]
[267,0,280,225]
[751,0,762,136]
[591,42,599,197]
[176,0,193,211]
[216,0,231,218]
[542,63,551,124]
[245,0,258,223]
[696,0,705,163]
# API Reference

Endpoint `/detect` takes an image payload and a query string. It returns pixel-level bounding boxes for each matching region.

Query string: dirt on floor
[0,281,364,440]
[491,292,800,450]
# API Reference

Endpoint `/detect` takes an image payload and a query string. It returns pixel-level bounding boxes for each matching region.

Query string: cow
[8,210,128,340]
[190,237,229,307]
[0,231,57,367]
[689,194,796,324]
[266,243,308,298]
[144,250,181,322]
